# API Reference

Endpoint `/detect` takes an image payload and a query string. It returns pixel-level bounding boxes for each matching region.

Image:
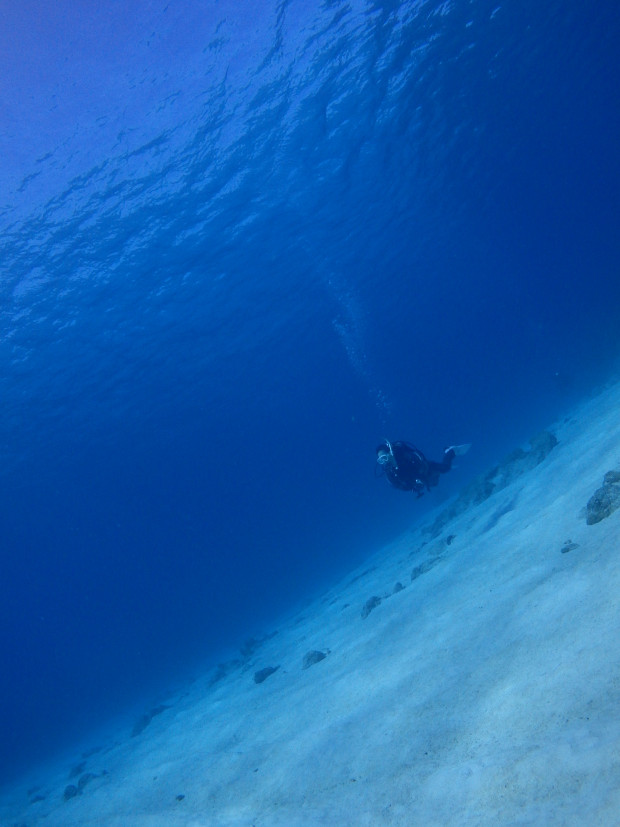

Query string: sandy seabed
[3,380,620,826]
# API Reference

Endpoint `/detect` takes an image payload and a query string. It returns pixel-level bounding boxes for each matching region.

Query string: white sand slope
[3,380,620,826]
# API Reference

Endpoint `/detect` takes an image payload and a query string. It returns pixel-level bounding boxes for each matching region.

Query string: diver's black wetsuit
[384,442,455,496]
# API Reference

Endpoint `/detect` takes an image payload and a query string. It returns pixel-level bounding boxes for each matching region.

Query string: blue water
[1,0,619,785]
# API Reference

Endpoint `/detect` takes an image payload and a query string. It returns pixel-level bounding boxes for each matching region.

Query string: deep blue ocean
[1,0,619,785]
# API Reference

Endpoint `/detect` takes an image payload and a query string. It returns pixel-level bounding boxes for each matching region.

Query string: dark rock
[132,713,153,737]
[131,704,170,737]
[175,794,185,802]
[427,432,558,537]
[445,535,456,546]
[302,650,328,670]
[561,540,579,553]
[254,666,280,684]
[529,430,559,459]
[30,794,46,803]
[489,431,558,490]
[463,472,497,505]
[361,596,381,619]
[347,567,376,587]
[392,581,404,594]
[68,762,86,779]
[63,785,80,801]
[77,773,96,791]
[411,559,438,582]
[426,471,495,537]
[586,479,620,525]
[240,637,261,658]
[603,470,620,485]
[208,659,242,687]
[240,631,278,659]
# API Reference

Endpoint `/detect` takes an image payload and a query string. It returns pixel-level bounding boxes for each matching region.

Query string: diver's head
[376,441,394,466]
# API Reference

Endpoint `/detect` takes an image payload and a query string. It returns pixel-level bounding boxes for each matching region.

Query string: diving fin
[447,443,471,456]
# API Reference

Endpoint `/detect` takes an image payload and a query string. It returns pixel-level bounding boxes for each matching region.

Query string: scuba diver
[376,440,470,497]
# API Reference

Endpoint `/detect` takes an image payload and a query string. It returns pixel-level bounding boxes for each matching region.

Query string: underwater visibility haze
[1,0,619,783]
